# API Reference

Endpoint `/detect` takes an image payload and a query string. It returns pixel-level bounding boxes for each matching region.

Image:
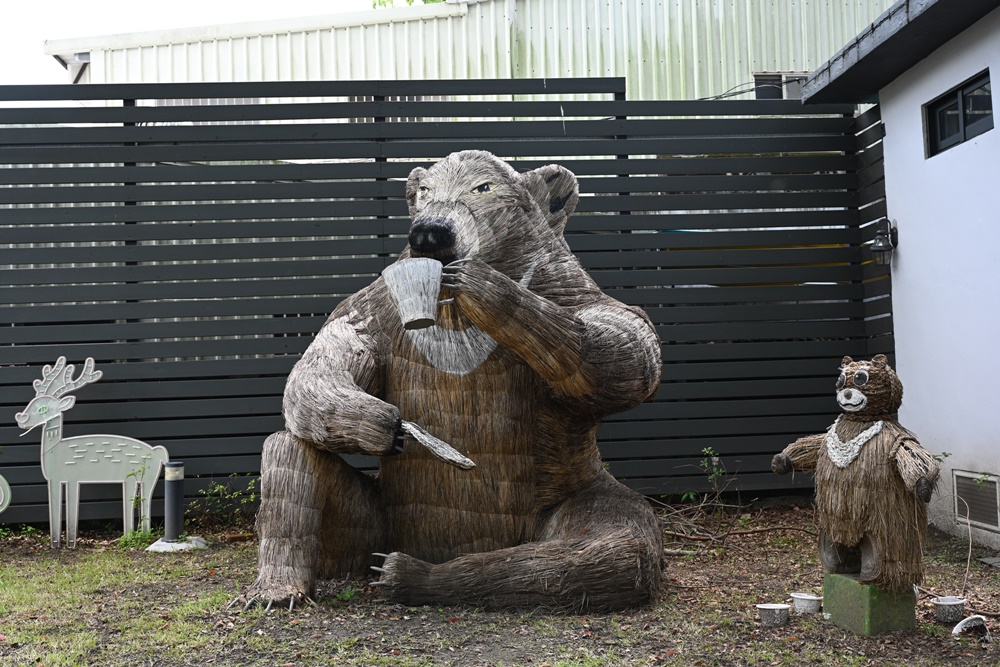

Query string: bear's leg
[858,534,883,585]
[375,473,662,611]
[858,492,930,592]
[249,431,385,607]
[860,530,923,591]
[818,532,861,575]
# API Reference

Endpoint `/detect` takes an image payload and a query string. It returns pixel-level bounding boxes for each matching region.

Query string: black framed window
[926,70,993,156]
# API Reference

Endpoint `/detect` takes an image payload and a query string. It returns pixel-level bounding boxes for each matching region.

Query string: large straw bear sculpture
[247,150,664,611]
[772,355,940,591]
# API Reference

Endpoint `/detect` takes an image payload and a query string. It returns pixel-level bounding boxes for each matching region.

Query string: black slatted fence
[0,79,889,524]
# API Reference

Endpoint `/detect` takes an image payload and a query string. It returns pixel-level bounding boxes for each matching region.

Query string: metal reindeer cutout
[16,357,169,548]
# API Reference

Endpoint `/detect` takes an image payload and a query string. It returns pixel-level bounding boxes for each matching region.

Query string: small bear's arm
[282,295,399,456]
[772,433,825,474]
[449,259,660,412]
[893,436,940,503]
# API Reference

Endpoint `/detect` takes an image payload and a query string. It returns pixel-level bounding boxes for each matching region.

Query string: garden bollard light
[164,462,185,542]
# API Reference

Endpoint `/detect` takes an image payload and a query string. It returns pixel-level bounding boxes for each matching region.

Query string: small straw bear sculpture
[243,150,664,612]
[772,355,940,591]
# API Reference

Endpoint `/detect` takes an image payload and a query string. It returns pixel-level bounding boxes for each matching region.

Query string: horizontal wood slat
[0,172,861,206]
[0,77,628,102]
[0,97,852,123]
[0,276,374,305]
[0,135,857,165]
[0,116,858,146]
[0,80,890,522]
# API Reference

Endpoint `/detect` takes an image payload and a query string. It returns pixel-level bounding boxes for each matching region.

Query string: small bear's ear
[841,356,854,367]
[405,167,428,218]
[521,164,579,234]
[871,354,888,368]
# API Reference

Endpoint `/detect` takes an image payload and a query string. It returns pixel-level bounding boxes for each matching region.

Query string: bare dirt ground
[1,498,999,666]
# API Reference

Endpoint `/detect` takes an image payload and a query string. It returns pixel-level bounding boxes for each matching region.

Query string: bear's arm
[281,291,399,456]
[773,433,825,474]
[893,435,941,493]
[451,259,660,412]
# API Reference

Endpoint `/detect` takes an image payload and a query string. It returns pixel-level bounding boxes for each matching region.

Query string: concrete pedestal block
[823,573,916,636]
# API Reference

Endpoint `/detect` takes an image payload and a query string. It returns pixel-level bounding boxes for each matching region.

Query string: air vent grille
[955,472,1000,530]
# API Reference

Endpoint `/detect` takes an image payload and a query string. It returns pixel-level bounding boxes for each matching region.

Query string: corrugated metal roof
[46,0,897,100]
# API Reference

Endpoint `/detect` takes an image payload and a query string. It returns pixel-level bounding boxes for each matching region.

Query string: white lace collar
[825,415,883,469]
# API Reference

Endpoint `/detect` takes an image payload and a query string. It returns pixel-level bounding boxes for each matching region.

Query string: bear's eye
[418,185,430,195]
[836,373,846,389]
[472,182,493,194]
[853,370,869,387]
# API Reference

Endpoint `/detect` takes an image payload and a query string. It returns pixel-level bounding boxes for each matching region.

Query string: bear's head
[404,150,579,277]
[836,354,903,418]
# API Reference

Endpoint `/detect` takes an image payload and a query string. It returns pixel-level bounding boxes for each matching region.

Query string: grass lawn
[1,501,998,666]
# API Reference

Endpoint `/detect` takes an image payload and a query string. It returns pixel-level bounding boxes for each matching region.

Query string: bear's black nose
[408,217,456,255]
[843,390,853,400]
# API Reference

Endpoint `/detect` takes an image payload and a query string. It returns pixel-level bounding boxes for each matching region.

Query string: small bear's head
[404,150,579,276]
[836,354,903,418]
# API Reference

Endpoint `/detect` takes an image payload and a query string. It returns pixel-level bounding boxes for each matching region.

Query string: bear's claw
[229,593,317,613]
[440,258,474,290]
[370,552,395,592]
[370,551,435,602]
[370,552,401,596]
[233,568,317,613]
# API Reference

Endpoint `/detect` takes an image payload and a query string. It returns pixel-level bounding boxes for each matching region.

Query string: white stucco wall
[878,7,1000,546]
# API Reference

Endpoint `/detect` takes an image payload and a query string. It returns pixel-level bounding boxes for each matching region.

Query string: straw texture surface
[250,151,663,611]
[772,355,940,591]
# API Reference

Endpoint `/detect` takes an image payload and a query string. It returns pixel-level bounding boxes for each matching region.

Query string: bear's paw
[371,551,434,604]
[232,566,317,612]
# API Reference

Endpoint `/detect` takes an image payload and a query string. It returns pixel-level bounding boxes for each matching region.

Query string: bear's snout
[409,216,457,258]
[837,387,867,412]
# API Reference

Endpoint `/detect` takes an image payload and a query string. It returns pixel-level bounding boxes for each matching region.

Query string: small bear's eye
[853,370,869,387]
[836,373,846,389]
[472,182,492,194]
[38,405,48,414]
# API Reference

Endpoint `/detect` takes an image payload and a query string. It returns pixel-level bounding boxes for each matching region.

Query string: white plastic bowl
[932,596,967,624]
[756,603,791,627]
[790,592,823,614]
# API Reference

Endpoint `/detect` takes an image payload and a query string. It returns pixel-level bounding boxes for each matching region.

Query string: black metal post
[163,462,185,542]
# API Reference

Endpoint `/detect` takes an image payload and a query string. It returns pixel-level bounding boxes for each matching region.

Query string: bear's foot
[371,551,434,605]
[819,533,861,575]
[232,565,317,612]
[858,536,885,585]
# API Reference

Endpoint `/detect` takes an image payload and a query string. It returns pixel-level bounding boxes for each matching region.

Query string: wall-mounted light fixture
[870,218,898,266]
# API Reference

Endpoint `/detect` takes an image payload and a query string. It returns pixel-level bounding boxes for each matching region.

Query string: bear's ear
[521,164,579,234]
[405,167,428,218]
[841,356,854,367]
[871,354,888,368]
